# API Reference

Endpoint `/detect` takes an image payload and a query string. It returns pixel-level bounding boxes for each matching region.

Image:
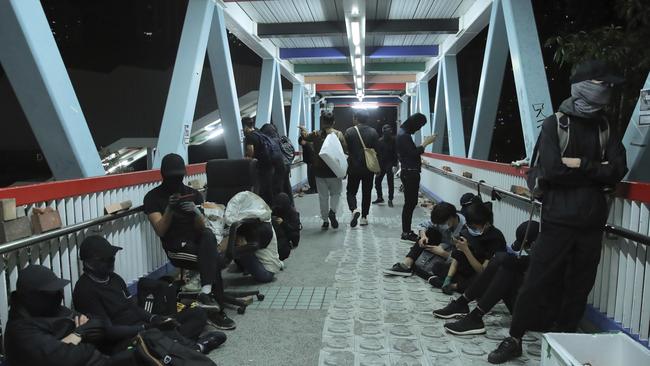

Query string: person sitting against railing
[72,236,226,355]
[459,192,480,218]
[4,265,142,366]
[144,153,235,329]
[383,202,465,277]
[429,201,506,295]
[433,220,540,336]
[271,192,301,260]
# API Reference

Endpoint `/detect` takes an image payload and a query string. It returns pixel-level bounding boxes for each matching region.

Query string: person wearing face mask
[144,153,235,329]
[383,202,465,277]
[489,60,628,364]
[5,265,143,366]
[72,236,227,356]
[372,124,398,207]
[428,202,506,296]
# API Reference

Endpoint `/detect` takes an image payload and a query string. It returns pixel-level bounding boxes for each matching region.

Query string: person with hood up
[373,124,398,207]
[72,236,227,355]
[488,60,628,364]
[396,113,437,243]
[4,265,142,366]
[144,153,235,329]
[271,192,301,260]
[300,112,348,230]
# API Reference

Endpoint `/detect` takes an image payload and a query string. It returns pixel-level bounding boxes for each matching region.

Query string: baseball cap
[512,220,540,250]
[79,235,122,260]
[16,265,70,293]
[570,60,624,85]
[460,193,477,207]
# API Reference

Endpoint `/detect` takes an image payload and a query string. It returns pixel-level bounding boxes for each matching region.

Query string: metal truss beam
[441,56,466,157]
[271,60,287,136]
[255,58,276,127]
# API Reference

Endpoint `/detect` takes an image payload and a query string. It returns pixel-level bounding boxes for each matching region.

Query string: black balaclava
[84,256,116,282]
[17,289,64,317]
[400,113,427,134]
[160,153,186,194]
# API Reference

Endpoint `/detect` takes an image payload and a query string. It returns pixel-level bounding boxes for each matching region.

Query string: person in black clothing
[429,202,506,295]
[396,113,437,242]
[373,124,398,207]
[72,236,226,355]
[434,221,540,336]
[260,123,293,206]
[271,192,301,260]
[243,117,276,204]
[144,153,235,329]
[5,265,141,366]
[299,135,318,194]
[489,60,628,364]
[459,192,479,218]
[344,109,380,227]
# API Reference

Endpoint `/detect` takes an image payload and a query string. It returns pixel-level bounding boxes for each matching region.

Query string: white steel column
[623,73,650,182]
[399,97,409,123]
[288,84,304,149]
[0,0,104,179]
[256,58,276,127]
[416,81,431,146]
[153,0,214,166]
[442,56,466,157]
[431,64,446,153]
[313,101,321,131]
[271,61,287,136]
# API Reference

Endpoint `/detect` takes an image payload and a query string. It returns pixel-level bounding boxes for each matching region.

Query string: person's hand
[74,317,105,342]
[561,157,581,168]
[75,315,88,327]
[422,134,438,146]
[417,236,428,248]
[453,236,469,253]
[275,217,284,224]
[168,194,181,209]
[424,245,443,256]
[148,315,180,331]
[178,201,197,214]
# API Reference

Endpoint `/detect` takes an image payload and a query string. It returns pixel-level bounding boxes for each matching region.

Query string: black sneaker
[488,337,522,364]
[382,263,412,277]
[428,276,443,288]
[400,231,419,243]
[350,209,361,227]
[321,221,329,230]
[207,311,236,330]
[328,210,339,229]
[388,200,394,207]
[444,312,486,335]
[372,198,384,204]
[197,293,221,310]
[432,298,470,319]
[197,331,227,354]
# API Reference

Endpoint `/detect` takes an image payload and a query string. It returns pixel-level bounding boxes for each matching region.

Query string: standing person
[260,123,293,206]
[300,112,348,230]
[373,124,398,207]
[488,60,628,364]
[396,113,437,243]
[344,109,379,227]
[243,117,279,205]
[299,135,318,194]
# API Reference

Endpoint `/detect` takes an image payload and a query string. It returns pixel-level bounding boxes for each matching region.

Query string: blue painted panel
[280,47,347,59]
[368,45,439,58]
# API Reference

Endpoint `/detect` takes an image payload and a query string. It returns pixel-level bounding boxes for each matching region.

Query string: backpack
[526,112,609,199]
[252,130,283,165]
[279,135,296,165]
[137,277,178,316]
[133,329,216,366]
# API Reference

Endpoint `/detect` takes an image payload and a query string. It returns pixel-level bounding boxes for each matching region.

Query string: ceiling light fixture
[351,21,361,46]
[354,57,362,75]
[355,46,361,55]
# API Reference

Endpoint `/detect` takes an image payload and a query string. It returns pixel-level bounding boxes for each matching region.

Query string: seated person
[5,265,141,366]
[433,221,540,336]
[234,221,282,283]
[144,153,234,328]
[72,235,227,354]
[429,202,506,295]
[383,202,465,277]
[271,192,301,260]
[459,192,480,218]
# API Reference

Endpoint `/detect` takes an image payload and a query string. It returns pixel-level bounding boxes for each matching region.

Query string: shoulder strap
[555,112,570,157]
[354,126,367,149]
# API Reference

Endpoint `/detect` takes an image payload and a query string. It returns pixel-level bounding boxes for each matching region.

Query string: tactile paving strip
[246,286,337,310]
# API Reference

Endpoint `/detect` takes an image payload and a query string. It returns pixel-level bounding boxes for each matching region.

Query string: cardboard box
[0,216,32,243]
[442,166,453,172]
[1,198,17,221]
[541,332,650,366]
[31,207,62,234]
[16,205,27,218]
[104,200,133,215]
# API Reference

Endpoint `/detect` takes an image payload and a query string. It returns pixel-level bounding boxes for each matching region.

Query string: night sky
[0,0,640,186]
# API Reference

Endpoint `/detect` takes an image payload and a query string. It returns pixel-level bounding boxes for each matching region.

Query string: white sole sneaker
[382,269,413,277]
[444,325,486,335]
[350,211,361,227]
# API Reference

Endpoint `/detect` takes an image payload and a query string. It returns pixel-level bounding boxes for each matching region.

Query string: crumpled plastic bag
[224,191,272,225]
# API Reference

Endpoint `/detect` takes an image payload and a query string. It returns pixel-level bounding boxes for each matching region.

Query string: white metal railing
[421,153,650,346]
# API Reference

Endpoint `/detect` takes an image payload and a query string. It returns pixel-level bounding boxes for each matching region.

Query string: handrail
[422,162,650,247]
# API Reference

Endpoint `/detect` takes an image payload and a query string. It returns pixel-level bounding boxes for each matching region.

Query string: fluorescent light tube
[355,57,362,75]
[351,21,360,46]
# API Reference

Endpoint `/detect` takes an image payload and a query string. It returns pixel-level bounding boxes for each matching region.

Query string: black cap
[79,235,122,260]
[570,60,624,85]
[16,265,70,293]
[512,221,540,249]
[160,153,187,178]
[460,193,477,207]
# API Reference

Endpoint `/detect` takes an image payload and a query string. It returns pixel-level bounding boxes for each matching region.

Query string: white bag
[224,191,272,225]
[319,133,348,178]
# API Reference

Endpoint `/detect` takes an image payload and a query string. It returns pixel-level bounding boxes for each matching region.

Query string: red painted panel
[0,163,206,206]
[316,84,354,92]
[367,83,405,91]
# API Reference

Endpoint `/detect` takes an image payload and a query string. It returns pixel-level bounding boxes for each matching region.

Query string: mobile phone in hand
[176,193,195,202]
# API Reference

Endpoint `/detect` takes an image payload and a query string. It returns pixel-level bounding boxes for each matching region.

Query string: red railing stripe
[0,163,206,206]
[423,152,650,204]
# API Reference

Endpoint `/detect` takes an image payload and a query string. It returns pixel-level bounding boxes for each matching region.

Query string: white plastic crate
[541,332,650,366]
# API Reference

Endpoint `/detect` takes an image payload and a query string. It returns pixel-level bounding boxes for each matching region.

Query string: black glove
[75,318,105,342]
[168,194,181,209]
[147,315,180,331]
[178,201,198,214]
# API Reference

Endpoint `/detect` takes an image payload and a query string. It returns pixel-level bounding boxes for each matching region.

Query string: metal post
[431,63,446,153]
[271,61,287,136]
[152,0,214,167]
[501,0,553,159]
[469,0,509,160]
[256,58,276,128]
[442,56,466,157]
[416,80,431,146]
[0,0,104,179]
[207,4,244,158]
[313,101,321,131]
[303,92,312,131]
[288,84,304,150]
[623,72,650,181]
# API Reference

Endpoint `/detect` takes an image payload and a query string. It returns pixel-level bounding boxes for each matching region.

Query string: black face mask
[22,290,63,317]
[84,256,115,280]
[161,175,184,194]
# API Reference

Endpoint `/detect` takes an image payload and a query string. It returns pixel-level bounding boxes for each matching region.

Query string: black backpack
[252,130,283,165]
[133,329,216,366]
[279,135,296,165]
[137,277,178,316]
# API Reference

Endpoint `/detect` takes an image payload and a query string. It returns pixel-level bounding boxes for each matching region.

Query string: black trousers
[307,163,317,192]
[375,168,394,201]
[510,223,603,337]
[400,170,420,233]
[258,166,274,206]
[346,173,374,217]
[464,252,529,314]
[281,164,295,206]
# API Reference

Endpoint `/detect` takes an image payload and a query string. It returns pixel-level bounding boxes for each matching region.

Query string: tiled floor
[248,286,338,310]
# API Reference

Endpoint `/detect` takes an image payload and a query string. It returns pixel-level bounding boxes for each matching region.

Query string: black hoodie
[397,113,427,171]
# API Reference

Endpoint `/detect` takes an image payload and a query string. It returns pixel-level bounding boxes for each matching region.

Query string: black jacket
[344,124,379,176]
[377,135,398,170]
[396,114,427,171]
[537,113,627,228]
